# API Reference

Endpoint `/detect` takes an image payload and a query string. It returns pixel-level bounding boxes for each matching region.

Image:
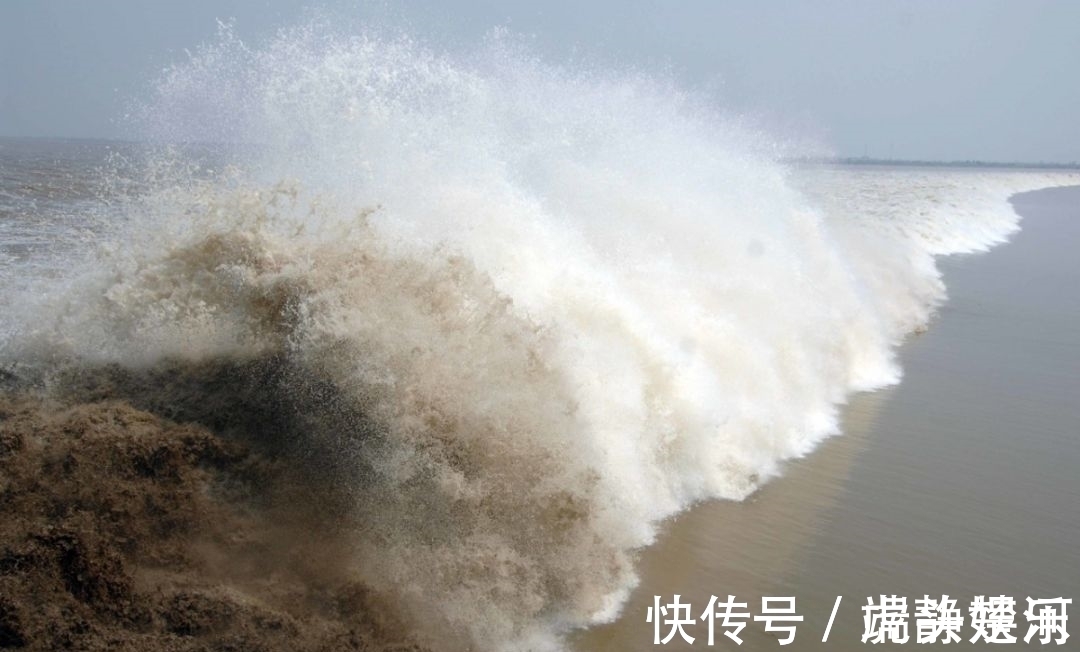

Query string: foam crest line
[1,23,1077,652]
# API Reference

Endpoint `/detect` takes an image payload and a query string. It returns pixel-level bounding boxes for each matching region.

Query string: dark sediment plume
[0,387,425,652]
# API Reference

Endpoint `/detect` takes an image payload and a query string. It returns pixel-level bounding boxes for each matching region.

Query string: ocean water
[576,188,1080,652]
[1,26,1077,652]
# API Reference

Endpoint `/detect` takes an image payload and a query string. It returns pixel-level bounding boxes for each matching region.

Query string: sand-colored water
[4,136,1078,650]
[577,185,1080,650]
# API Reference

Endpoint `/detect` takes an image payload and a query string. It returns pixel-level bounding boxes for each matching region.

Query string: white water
[1,24,1076,652]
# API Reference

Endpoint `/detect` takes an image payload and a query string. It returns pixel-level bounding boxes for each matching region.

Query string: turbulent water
[1,25,1077,652]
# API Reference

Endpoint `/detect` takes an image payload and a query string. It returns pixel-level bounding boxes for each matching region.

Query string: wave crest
[2,22,1077,652]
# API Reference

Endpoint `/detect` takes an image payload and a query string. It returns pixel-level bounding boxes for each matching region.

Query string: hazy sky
[2,0,1078,162]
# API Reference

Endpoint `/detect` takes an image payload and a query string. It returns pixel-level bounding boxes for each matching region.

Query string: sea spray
[1,23,1077,652]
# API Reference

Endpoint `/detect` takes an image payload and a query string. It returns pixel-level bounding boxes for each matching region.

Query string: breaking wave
[1,22,1076,652]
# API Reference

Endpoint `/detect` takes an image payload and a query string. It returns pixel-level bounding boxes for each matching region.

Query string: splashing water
[1,22,1077,652]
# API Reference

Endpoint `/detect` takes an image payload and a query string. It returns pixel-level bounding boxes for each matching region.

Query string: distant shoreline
[790,156,1080,171]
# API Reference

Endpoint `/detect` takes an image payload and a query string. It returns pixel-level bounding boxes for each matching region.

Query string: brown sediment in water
[0,393,425,652]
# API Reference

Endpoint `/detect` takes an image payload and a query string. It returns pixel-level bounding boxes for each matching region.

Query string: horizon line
[3,135,1078,171]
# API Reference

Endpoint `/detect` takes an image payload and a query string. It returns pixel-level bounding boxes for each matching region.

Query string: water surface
[577,186,1080,650]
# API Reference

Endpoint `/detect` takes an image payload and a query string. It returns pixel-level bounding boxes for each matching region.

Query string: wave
[1,22,1077,652]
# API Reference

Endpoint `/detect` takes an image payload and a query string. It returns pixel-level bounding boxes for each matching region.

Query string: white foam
[1,23,1077,652]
